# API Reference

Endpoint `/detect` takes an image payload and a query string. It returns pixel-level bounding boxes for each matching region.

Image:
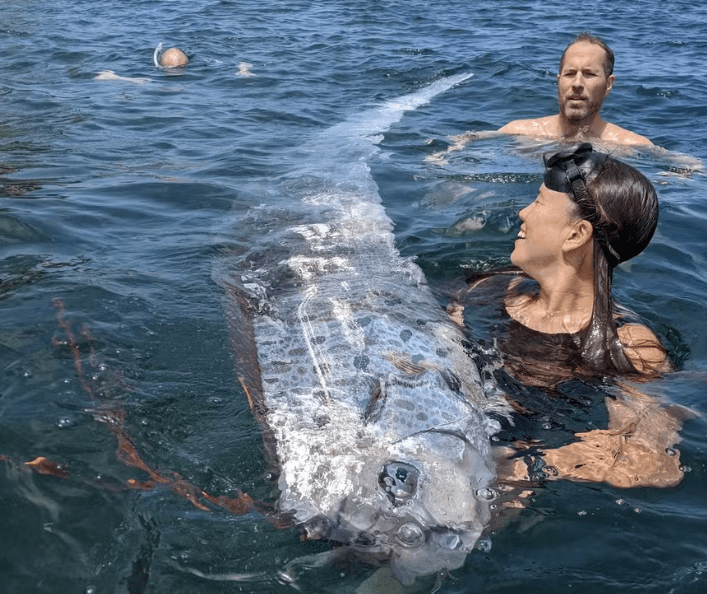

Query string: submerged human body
[450,144,686,488]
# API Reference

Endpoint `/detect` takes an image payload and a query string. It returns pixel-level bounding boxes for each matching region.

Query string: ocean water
[1,1,706,593]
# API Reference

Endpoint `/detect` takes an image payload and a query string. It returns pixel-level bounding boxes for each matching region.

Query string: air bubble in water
[397,523,425,547]
[476,538,492,552]
[444,534,462,549]
[476,487,498,501]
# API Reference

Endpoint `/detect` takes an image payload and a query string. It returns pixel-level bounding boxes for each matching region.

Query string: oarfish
[217,73,510,584]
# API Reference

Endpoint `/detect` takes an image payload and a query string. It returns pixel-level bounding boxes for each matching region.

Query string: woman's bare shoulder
[618,323,671,374]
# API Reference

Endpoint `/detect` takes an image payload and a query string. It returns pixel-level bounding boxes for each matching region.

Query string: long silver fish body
[218,74,510,583]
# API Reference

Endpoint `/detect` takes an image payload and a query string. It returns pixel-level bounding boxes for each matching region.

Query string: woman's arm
[446,275,499,328]
[541,385,686,488]
[500,384,689,488]
[532,324,682,488]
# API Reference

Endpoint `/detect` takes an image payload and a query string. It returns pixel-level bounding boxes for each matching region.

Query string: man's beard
[560,96,601,123]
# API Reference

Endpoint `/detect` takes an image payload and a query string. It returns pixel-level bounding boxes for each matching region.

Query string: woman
[450,143,686,488]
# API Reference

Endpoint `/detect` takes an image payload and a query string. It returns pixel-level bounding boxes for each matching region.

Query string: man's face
[557,42,615,124]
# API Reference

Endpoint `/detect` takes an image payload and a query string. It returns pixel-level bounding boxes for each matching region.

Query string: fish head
[283,369,502,584]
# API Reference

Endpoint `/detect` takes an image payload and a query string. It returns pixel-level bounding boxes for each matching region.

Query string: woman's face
[511,184,580,276]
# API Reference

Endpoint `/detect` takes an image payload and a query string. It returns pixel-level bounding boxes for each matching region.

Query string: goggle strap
[565,161,621,263]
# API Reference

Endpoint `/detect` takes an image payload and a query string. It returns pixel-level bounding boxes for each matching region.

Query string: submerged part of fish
[217,73,511,584]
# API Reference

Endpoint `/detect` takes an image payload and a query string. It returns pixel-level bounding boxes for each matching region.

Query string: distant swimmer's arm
[95,71,151,84]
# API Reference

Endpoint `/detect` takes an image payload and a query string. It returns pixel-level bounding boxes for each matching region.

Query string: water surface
[1,1,706,593]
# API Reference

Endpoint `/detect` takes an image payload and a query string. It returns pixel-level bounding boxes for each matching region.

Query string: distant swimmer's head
[543,143,658,267]
[154,43,189,69]
[160,48,189,68]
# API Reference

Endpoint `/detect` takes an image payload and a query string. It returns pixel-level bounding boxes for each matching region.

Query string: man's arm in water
[428,119,701,175]
[425,129,504,164]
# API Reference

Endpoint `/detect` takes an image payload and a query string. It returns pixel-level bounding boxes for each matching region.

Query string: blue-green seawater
[1,1,706,592]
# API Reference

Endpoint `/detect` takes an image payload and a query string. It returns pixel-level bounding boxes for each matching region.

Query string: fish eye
[379,461,420,506]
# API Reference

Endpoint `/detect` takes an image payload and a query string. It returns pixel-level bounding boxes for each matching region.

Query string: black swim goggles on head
[543,143,620,263]
[543,143,608,200]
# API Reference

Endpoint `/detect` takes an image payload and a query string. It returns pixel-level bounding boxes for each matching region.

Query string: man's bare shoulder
[498,116,558,137]
[499,116,653,147]
[600,122,653,146]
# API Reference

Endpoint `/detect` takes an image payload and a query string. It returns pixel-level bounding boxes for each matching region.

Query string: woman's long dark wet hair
[552,145,660,373]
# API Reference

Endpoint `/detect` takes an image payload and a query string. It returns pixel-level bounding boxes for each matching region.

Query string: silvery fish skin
[218,74,510,583]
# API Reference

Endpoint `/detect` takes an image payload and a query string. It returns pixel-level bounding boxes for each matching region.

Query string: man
[428,33,652,163]
[498,33,651,146]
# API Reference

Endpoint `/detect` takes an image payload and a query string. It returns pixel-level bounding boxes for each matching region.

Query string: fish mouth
[307,518,473,586]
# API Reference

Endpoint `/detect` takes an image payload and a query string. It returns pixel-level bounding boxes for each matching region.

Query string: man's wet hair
[559,32,615,77]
